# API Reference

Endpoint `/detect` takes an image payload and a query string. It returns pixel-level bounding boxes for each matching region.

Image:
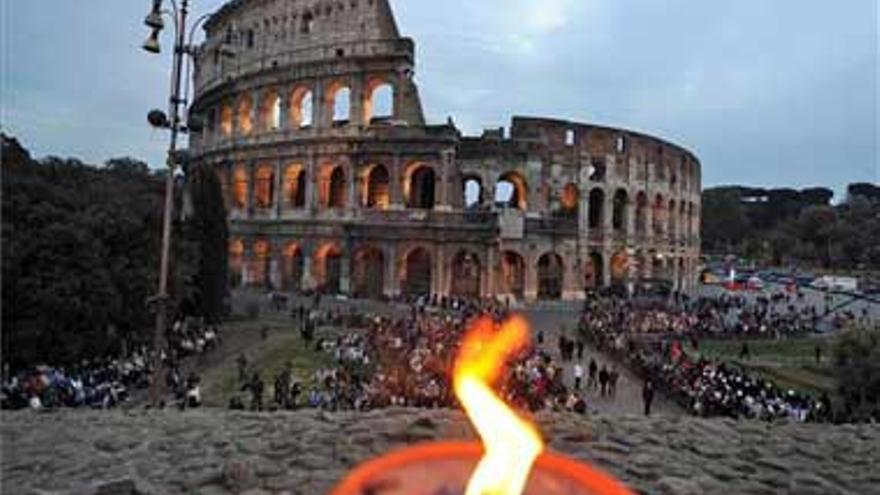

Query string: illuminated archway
[610,250,628,286]
[229,239,244,288]
[289,86,314,128]
[537,252,564,300]
[254,165,274,209]
[584,252,603,290]
[364,164,390,209]
[314,243,343,294]
[451,250,481,298]
[282,243,304,291]
[232,166,248,209]
[237,94,253,135]
[326,82,351,124]
[352,245,385,298]
[401,247,432,296]
[319,164,347,208]
[495,171,528,210]
[220,103,233,136]
[500,251,526,297]
[405,163,436,209]
[251,239,271,288]
[259,89,281,131]
[560,183,579,217]
[284,164,306,208]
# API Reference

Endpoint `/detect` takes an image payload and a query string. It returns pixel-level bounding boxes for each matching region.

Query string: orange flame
[453,315,543,495]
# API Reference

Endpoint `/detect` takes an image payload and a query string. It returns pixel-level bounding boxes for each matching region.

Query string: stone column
[390,154,403,210]
[644,196,654,247]
[273,160,283,219]
[251,90,261,134]
[246,161,255,218]
[524,253,538,302]
[347,160,359,211]
[279,88,291,131]
[306,154,318,210]
[384,243,399,297]
[340,241,352,294]
[433,245,446,296]
[269,245,282,290]
[484,247,496,297]
[350,75,366,127]
[313,80,326,129]
[602,249,612,288]
[626,194,636,244]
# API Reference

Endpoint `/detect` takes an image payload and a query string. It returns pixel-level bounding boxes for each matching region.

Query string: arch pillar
[279,89,291,131]
[300,243,316,291]
[246,161,256,218]
[347,161,358,212]
[389,154,403,210]
[350,75,366,128]
[384,243,400,297]
[524,254,538,302]
[433,245,447,296]
[269,243,282,290]
[601,249,612,288]
[273,160,283,219]
[484,247,495,297]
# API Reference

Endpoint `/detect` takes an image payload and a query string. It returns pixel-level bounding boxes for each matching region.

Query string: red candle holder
[331,441,634,495]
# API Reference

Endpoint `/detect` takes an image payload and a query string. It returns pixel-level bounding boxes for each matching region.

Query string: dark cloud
[3,0,876,197]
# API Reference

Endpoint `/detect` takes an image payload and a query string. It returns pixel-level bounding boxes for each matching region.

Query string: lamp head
[144,10,164,30]
[142,29,161,54]
[148,109,170,128]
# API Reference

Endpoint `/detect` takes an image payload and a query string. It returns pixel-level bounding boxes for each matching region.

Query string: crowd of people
[231,294,611,415]
[1,316,221,410]
[579,293,833,422]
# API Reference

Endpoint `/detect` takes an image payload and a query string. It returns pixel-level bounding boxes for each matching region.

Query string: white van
[811,276,858,292]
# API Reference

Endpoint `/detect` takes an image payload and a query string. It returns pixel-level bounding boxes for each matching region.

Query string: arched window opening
[588,188,604,230]
[612,189,628,232]
[635,192,648,235]
[321,165,346,208]
[463,177,483,208]
[283,243,303,292]
[229,240,244,288]
[365,82,394,124]
[402,248,432,296]
[537,253,564,300]
[290,87,313,129]
[301,11,314,34]
[330,85,351,124]
[584,252,604,290]
[365,165,390,209]
[610,250,628,287]
[500,251,525,298]
[261,91,282,131]
[254,165,274,209]
[220,104,233,136]
[252,240,271,288]
[237,95,253,135]
[232,166,248,209]
[315,244,342,294]
[559,183,579,218]
[353,246,384,298]
[284,165,306,208]
[406,164,435,209]
[495,171,528,210]
[590,158,607,182]
[451,251,481,297]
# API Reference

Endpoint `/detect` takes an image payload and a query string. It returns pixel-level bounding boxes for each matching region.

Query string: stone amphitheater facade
[190,0,702,301]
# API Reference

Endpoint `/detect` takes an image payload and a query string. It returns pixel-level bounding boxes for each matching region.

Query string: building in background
[189,0,702,300]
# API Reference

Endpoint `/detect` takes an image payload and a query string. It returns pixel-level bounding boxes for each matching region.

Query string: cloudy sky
[2,0,877,197]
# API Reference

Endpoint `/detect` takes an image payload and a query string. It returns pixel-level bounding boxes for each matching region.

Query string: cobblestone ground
[2,409,877,495]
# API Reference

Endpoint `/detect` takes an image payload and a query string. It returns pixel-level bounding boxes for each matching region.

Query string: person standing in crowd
[814,344,823,365]
[598,365,609,397]
[642,380,654,416]
[243,372,264,411]
[739,342,750,361]
[537,329,544,346]
[588,358,598,390]
[236,353,248,383]
[576,339,585,360]
[573,362,584,390]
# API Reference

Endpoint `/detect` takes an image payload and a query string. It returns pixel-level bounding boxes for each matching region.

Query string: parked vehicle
[810,276,858,292]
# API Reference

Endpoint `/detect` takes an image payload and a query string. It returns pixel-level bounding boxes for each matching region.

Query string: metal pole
[149,0,189,407]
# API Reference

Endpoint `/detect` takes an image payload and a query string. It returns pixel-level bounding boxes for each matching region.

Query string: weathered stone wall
[2,410,876,495]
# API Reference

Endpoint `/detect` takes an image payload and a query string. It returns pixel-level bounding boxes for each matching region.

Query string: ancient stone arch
[537,252,564,299]
[400,246,432,296]
[450,250,481,297]
[499,250,526,298]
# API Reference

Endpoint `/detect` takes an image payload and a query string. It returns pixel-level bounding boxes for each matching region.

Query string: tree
[834,326,880,421]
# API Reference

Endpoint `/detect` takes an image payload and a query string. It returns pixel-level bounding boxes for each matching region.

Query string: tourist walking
[642,380,654,416]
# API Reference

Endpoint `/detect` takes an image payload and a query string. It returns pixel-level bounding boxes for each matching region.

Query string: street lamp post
[141,0,219,406]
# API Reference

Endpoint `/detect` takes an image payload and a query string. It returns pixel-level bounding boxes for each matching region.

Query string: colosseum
[189,0,702,301]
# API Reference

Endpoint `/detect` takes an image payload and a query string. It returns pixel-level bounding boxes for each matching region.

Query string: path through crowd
[526,308,683,416]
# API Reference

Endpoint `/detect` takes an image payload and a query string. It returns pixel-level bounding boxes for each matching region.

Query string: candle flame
[454,315,543,495]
